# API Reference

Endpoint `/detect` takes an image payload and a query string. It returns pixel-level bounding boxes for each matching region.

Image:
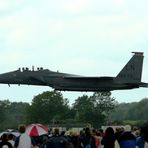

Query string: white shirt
[17,133,32,148]
[144,142,148,148]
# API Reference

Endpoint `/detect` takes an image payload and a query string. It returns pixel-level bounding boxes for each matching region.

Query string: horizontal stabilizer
[139,82,148,87]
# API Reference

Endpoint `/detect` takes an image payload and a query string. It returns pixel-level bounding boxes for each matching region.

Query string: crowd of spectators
[0,122,148,148]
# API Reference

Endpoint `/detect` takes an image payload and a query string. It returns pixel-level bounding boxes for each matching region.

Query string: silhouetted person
[80,127,96,148]
[101,127,116,148]
[118,127,136,148]
[0,133,13,148]
[136,122,148,148]
[46,128,69,148]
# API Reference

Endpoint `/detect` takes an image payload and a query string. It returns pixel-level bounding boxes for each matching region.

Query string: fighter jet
[0,52,147,94]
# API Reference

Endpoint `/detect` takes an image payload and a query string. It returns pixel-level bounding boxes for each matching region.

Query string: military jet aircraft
[0,52,147,95]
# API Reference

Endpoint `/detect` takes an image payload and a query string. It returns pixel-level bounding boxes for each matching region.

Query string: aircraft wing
[29,76,48,85]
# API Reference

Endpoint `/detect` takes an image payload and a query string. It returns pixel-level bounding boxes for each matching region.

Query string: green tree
[127,98,148,120]
[6,102,30,128]
[0,100,10,130]
[0,100,29,130]
[72,92,116,128]
[109,102,131,121]
[72,95,94,123]
[109,98,148,124]
[90,92,116,127]
[27,91,70,124]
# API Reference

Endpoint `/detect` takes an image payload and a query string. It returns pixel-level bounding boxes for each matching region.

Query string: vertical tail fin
[116,52,144,83]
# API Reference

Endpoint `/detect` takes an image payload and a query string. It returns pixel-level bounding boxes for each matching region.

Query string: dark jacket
[80,135,96,148]
[46,135,69,148]
[118,131,136,148]
[101,135,116,148]
[136,136,145,148]
[101,127,116,148]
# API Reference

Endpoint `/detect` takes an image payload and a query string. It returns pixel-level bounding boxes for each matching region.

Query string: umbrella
[26,124,48,136]
[0,129,20,137]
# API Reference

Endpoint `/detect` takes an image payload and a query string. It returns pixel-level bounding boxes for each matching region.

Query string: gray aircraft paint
[0,52,147,92]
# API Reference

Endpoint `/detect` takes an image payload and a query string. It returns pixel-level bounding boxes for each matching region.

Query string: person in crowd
[78,129,85,148]
[101,127,116,148]
[79,127,96,148]
[40,135,49,148]
[118,126,136,148]
[14,124,32,148]
[136,122,148,148]
[68,130,79,148]
[114,127,124,148]
[132,126,140,138]
[0,133,13,148]
[45,128,69,148]
[92,129,100,148]
[8,134,15,147]
[96,130,103,148]
[115,127,124,142]
[99,129,105,138]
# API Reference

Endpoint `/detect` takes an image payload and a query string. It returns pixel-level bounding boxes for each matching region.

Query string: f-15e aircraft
[0,52,147,94]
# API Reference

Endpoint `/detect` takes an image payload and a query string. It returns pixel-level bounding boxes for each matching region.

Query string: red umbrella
[26,124,48,136]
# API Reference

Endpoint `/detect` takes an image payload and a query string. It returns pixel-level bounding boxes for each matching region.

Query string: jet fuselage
[0,52,147,92]
[0,68,139,91]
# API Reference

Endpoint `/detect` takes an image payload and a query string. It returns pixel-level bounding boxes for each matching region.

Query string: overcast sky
[0,0,148,105]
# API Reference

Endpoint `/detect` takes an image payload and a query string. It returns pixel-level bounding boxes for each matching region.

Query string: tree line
[109,98,148,125]
[0,91,147,131]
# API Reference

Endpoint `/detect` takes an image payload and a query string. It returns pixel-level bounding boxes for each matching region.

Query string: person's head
[99,129,104,133]
[124,125,131,132]
[105,127,114,137]
[18,124,26,134]
[1,133,8,142]
[8,134,14,140]
[61,131,65,136]
[54,128,59,136]
[85,127,91,136]
[92,128,97,136]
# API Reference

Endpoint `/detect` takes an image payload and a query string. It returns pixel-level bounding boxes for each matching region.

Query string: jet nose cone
[0,73,11,84]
